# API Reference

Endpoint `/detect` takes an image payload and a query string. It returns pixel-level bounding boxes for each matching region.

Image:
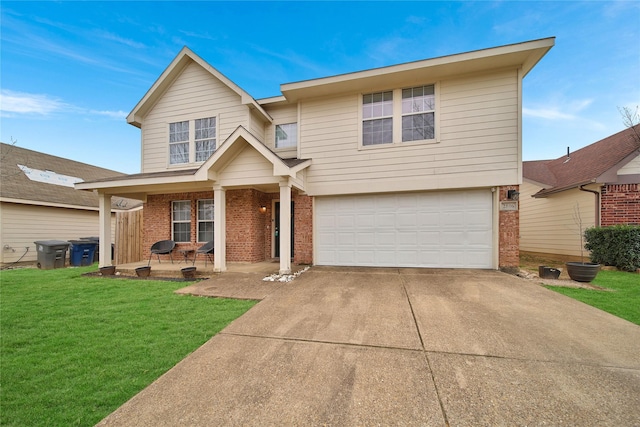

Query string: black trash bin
[34,240,70,269]
[68,241,98,267]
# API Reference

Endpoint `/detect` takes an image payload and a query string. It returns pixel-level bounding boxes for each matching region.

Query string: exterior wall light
[259,206,267,214]
[507,190,520,200]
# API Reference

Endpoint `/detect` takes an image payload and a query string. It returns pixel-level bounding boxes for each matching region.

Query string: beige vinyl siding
[300,69,520,196]
[618,154,640,175]
[519,182,598,257]
[141,61,249,173]
[218,144,279,187]
[264,103,298,159]
[0,202,116,264]
[248,110,266,142]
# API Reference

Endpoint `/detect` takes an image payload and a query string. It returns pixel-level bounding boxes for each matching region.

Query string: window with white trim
[361,84,436,147]
[402,85,435,142]
[169,121,189,164]
[169,116,217,165]
[197,199,214,243]
[195,118,216,161]
[275,123,298,148]
[362,91,393,146]
[172,201,191,242]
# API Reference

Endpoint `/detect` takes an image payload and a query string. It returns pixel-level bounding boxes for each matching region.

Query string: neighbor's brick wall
[499,185,520,272]
[601,184,640,226]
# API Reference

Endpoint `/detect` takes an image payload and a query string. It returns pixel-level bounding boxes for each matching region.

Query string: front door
[274,201,294,258]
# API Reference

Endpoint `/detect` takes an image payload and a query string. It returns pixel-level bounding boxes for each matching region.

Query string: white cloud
[523,99,594,121]
[522,107,576,120]
[0,90,67,115]
[0,90,126,120]
[89,110,128,119]
[94,30,146,49]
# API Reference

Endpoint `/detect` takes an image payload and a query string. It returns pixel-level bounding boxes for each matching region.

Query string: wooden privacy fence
[115,208,143,264]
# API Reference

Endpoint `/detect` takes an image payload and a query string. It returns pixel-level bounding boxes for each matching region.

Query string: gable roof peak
[127,47,271,128]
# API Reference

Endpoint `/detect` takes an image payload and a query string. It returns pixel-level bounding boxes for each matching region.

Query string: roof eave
[281,37,555,101]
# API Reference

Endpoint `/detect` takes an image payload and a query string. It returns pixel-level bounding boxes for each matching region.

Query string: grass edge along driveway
[0,266,257,427]
[544,270,640,326]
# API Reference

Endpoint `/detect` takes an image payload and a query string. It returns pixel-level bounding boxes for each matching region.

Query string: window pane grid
[275,123,298,148]
[363,91,393,146]
[402,85,435,142]
[172,201,191,242]
[195,117,216,162]
[197,199,214,243]
[170,121,189,164]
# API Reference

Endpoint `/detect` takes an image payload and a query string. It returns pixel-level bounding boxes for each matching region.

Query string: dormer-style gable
[127,47,271,127]
[130,48,273,173]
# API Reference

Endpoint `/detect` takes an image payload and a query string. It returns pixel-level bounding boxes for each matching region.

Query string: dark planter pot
[566,262,600,282]
[135,266,151,278]
[100,265,116,276]
[181,266,197,279]
[538,266,561,279]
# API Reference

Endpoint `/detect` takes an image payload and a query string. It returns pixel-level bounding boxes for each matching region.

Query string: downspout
[579,184,600,227]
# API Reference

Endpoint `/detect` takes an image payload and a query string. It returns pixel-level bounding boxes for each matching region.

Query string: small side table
[177,249,194,264]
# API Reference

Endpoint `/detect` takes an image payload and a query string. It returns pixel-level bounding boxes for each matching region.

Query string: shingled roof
[0,143,142,210]
[523,125,640,197]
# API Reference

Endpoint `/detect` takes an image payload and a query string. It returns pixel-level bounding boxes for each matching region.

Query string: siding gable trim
[194,126,311,182]
[127,47,272,128]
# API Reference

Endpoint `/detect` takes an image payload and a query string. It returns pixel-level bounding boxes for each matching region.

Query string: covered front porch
[77,126,312,276]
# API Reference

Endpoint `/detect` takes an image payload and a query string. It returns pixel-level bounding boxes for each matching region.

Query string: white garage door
[315,190,493,268]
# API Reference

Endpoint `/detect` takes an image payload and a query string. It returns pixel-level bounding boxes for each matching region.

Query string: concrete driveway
[98,267,640,426]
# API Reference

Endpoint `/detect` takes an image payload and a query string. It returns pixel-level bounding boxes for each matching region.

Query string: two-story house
[77,37,554,274]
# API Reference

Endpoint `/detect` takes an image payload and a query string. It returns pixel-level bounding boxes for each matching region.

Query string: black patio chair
[192,240,214,266]
[148,240,175,266]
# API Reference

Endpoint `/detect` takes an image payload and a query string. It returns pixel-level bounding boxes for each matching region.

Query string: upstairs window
[169,121,189,164]
[275,123,298,148]
[197,199,214,242]
[402,85,435,142]
[169,116,217,165]
[362,91,393,146]
[172,201,191,242]
[361,84,437,147]
[195,117,216,161]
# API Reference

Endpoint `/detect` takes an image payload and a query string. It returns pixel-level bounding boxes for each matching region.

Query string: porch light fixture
[259,206,267,214]
[507,190,520,201]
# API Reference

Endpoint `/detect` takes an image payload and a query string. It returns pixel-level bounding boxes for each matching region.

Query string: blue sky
[1,1,639,174]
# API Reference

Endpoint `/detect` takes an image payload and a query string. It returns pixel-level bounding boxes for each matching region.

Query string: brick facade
[498,185,520,272]
[145,186,516,269]
[144,188,313,264]
[600,184,640,226]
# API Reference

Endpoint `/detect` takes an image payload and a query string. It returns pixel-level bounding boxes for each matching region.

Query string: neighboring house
[0,143,142,266]
[520,126,640,257]
[77,38,554,273]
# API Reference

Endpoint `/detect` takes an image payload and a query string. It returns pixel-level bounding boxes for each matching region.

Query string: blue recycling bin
[68,241,97,266]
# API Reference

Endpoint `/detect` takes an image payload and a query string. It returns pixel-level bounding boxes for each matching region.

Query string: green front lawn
[0,266,257,427]
[545,270,640,325]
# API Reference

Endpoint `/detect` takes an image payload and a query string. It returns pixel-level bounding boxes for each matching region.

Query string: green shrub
[584,225,640,271]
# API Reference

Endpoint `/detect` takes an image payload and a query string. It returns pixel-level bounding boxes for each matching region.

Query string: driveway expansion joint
[219,331,424,353]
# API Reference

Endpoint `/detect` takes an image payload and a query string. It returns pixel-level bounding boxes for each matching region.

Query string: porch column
[279,180,292,274]
[98,192,112,267]
[213,185,226,272]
